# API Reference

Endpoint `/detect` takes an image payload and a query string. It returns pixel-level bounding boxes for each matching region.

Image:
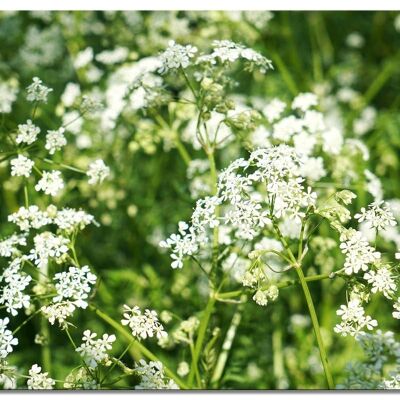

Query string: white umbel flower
[291,92,318,112]
[0,317,18,359]
[10,155,34,177]
[35,170,64,196]
[86,159,110,185]
[26,77,53,103]
[354,201,397,231]
[45,128,67,154]
[135,360,179,389]
[121,305,167,340]
[364,267,397,299]
[16,120,40,145]
[339,231,381,275]
[158,40,197,74]
[27,364,55,389]
[334,299,378,337]
[53,265,97,309]
[75,330,116,368]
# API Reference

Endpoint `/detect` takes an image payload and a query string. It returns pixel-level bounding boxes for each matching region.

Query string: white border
[1,0,400,11]
[0,394,392,399]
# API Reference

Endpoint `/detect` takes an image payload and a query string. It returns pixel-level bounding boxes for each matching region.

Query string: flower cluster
[355,201,397,231]
[161,145,317,269]
[121,305,167,340]
[10,155,34,177]
[134,360,179,389]
[0,318,18,359]
[26,77,53,103]
[158,40,198,74]
[75,330,116,368]
[334,299,378,337]
[339,230,381,275]
[53,265,97,309]
[27,364,55,389]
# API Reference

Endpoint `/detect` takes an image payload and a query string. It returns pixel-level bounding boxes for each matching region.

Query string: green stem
[188,295,216,387]
[211,294,246,387]
[295,267,334,389]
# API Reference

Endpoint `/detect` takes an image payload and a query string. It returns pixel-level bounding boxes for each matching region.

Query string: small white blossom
[135,360,179,389]
[27,364,55,389]
[334,299,378,337]
[8,205,51,232]
[87,159,110,185]
[28,232,69,269]
[355,201,397,231]
[53,265,97,309]
[392,298,400,319]
[340,231,381,275]
[121,305,168,340]
[0,318,18,359]
[16,120,40,145]
[35,170,64,196]
[158,40,198,74]
[76,330,116,368]
[41,301,76,327]
[364,267,397,299]
[0,234,26,258]
[26,77,53,103]
[292,92,318,112]
[0,259,32,316]
[10,155,34,177]
[262,98,286,122]
[45,128,67,154]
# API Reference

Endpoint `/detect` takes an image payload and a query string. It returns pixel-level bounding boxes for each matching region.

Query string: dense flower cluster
[75,330,116,368]
[121,305,167,340]
[134,360,179,389]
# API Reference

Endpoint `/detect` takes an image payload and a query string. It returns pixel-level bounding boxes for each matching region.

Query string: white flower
[45,128,67,154]
[339,231,381,275]
[158,40,198,74]
[76,330,116,368]
[0,318,18,359]
[27,364,55,389]
[262,98,286,122]
[292,92,318,112]
[87,159,110,185]
[135,359,179,389]
[16,120,40,145]
[392,298,400,319]
[0,81,18,113]
[121,305,167,340]
[0,259,32,316]
[364,267,397,299]
[53,265,97,309]
[0,234,26,258]
[35,170,64,196]
[10,155,34,177]
[334,299,378,337]
[177,361,189,377]
[8,205,51,231]
[28,232,69,269]
[253,290,268,306]
[41,302,76,327]
[26,77,53,103]
[354,201,397,231]
[54,208,95,233]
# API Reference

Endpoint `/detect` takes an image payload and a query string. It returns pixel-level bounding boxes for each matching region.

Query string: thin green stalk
[211,294,246,387]
[295,267,334,389]
[188,295,216,387]
[189,341,202,387]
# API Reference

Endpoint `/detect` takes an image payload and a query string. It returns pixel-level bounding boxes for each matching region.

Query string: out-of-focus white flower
[45,128,67,154]
[87,159,110,185]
